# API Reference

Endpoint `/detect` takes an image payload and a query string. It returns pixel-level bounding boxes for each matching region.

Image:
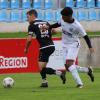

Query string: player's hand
[51,28,57,34]
[89,48,95,54]
[24,48,28,54]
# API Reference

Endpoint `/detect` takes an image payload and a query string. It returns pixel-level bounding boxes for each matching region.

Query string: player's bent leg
[40,68,48,88]
[76,65,94,82]
[76,66,89,73]
[87,66,94,82]
[45,67,66,84]
[60,71,66,84]
[66,60,83,88]
[45,67,56,74]
[39,62,48,88]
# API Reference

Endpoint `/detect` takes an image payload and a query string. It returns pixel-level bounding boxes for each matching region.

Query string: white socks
[42,79,48,83]
[68,65,83,85]
[76,65,89,73]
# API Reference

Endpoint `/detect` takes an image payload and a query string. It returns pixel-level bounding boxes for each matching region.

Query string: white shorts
[62,42,80,64]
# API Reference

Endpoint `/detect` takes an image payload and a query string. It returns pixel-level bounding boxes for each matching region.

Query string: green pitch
[0,69,100,100]
[0,32,100,38]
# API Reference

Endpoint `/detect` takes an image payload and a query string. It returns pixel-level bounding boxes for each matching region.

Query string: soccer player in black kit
[24,9,66,88]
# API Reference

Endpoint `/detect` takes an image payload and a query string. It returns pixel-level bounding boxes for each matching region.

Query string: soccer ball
[3,77,14,88]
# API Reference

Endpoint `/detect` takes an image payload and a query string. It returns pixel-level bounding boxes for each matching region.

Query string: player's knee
[65,63,72,68]
[64,64,69,71]
[39,66,46,71]
[65,60,74,68]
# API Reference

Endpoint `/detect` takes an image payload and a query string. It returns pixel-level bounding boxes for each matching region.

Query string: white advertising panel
[47,41,65,70]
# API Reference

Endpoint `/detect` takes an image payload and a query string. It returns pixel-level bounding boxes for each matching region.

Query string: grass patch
[0,32,100,38]
[0,68,99,100]
[0,32,27,38]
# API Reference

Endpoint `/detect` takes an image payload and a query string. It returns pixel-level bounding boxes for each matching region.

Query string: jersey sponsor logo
[0,56,28,69]
[38,23,49,38]
[62,29,73,37]
[69,28,80,35]
[69,28,74,32]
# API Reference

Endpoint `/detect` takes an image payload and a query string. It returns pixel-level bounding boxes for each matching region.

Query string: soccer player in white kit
[50,7,94,88]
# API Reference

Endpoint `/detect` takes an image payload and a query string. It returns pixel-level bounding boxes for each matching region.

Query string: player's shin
[68,65,83,86]
[40,68,48,87]
[45,67,56,75]
[40,67,47,81]
[45,67,66,84]
[76,65,89,73]
[45,67,65,76]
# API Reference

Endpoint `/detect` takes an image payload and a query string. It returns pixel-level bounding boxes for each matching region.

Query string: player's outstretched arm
[83,35,94,54]
[50,23,61,29]
[50,23,61,35]
[24,35,32,54]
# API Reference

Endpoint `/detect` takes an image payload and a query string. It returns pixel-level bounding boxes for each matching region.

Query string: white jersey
[58,19,87,45]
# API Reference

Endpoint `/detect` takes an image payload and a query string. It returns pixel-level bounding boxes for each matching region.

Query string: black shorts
[39,46,55,62]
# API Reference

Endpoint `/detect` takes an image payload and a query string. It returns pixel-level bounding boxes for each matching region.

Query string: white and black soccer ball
[3,77,14,88]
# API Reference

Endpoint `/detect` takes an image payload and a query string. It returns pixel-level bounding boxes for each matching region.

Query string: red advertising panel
[0,38,78,74]
[0,39,39,74]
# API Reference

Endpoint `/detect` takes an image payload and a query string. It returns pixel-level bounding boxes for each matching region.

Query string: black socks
[40,67,56,79]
